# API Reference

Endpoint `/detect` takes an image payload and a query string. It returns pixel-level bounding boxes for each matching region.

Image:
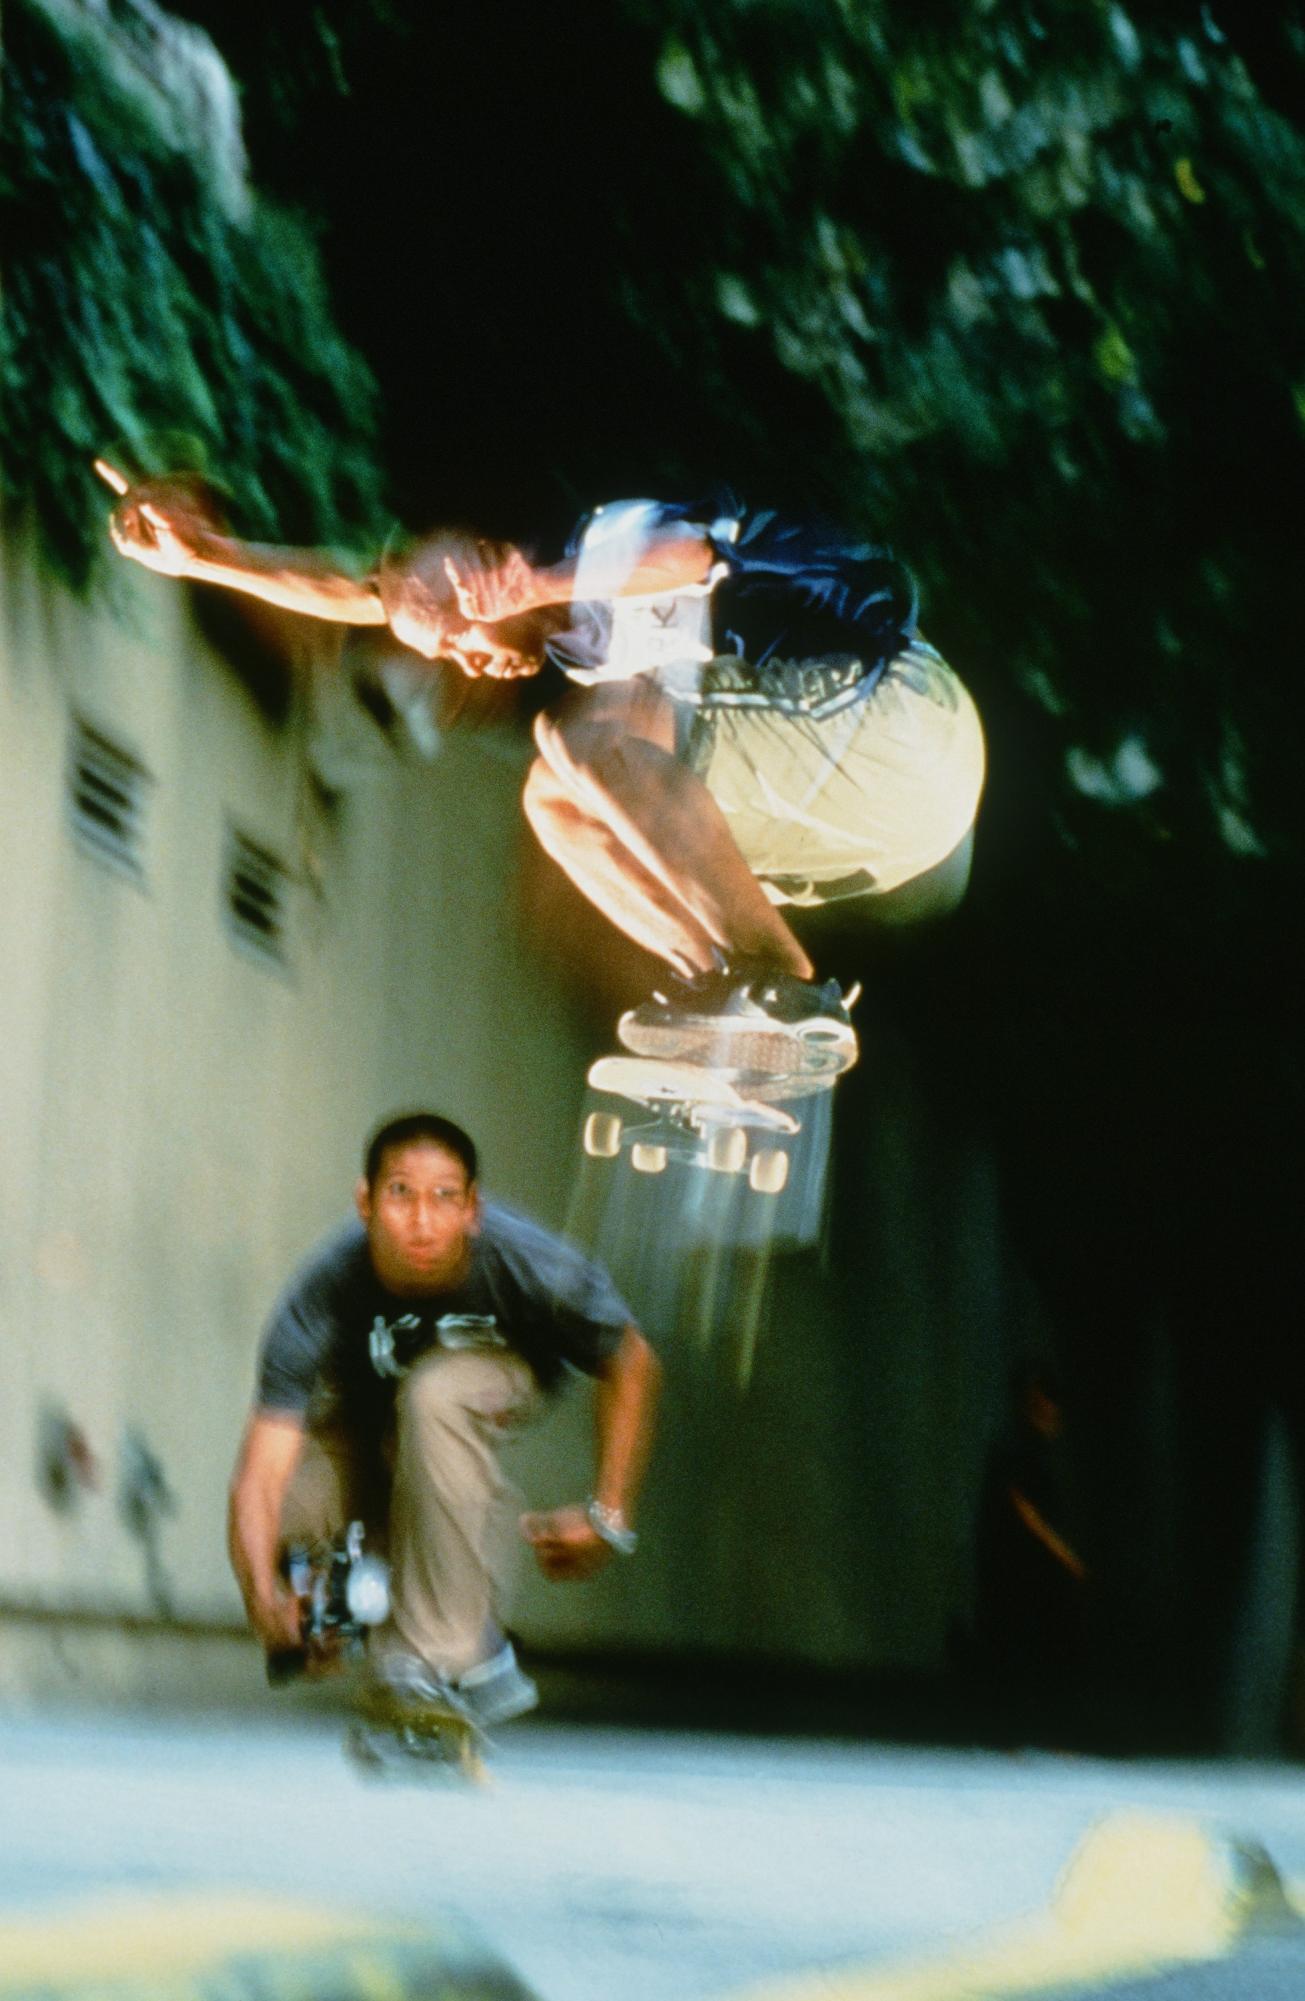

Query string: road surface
[3,1708,1305,2000]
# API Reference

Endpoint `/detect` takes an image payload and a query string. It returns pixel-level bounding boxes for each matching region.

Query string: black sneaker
[617,960,858,1080]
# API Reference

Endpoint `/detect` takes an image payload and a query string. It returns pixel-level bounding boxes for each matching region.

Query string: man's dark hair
[363,1112,478,1189]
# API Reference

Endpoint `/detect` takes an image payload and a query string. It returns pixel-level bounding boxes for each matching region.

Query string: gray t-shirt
[256,1199,635,1429]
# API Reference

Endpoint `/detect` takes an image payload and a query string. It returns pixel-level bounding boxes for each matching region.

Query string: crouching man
[228,1111,659,1727]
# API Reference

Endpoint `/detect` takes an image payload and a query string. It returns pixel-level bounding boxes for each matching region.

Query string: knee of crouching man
[396,1353,463,1428]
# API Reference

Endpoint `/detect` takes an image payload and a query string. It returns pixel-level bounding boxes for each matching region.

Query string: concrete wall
[0,528,595,1656]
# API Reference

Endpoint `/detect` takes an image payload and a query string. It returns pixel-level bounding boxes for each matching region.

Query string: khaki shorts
[685,642,986,912]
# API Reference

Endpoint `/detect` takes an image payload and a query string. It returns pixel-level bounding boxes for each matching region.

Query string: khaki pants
[281,1348,539,1679]
[687,641,986,907]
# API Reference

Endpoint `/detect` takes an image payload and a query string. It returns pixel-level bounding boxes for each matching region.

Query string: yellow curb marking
[0,1893,435,1990]
[729,1812,1305,2001]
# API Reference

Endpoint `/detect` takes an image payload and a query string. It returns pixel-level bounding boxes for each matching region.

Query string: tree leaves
[0,0,387,589]
[620,0,1305,907]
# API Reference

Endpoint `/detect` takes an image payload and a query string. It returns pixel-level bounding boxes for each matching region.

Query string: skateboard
[347,1684,488,1784]
[265,1520,391,1685]
[264,1522,486,1782]
[583,1055,799,1195]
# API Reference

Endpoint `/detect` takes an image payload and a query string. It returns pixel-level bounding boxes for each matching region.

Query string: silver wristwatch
[586,1498,638,1556]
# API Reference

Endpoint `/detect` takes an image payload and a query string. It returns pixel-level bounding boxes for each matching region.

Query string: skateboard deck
[347,1686,487,1784]
[584,1054,798,1194]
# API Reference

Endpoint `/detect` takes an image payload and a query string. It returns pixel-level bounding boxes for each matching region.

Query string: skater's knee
[531,708,585,785]
[399,1357,469,1433]
[522,753,560,833]
[398,1356,534,1464]
[528,717,584,809]
[530,709,557,766]
[399,1352,522,1423]
[533,711,632,799]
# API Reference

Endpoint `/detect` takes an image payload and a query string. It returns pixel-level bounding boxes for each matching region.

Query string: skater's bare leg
[524,762,720,976]
[530,684,814,980]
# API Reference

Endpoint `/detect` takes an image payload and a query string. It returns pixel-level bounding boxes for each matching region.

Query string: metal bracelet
[585,1498,638,1557]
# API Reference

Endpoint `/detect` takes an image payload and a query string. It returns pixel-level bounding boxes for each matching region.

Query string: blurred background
[2,0,1302,1760]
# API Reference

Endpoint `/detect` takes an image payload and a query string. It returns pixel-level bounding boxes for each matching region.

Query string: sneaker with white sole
[456,1642,539,1726]
[370,1643,538,1728]
[617,960,859,1082]
[367,1648,474,1717]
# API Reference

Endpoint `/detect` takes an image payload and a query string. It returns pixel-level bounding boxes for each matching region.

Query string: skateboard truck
[583,1056,797,1195]
[347,1689,487,1785]
[266,1520,390,1684]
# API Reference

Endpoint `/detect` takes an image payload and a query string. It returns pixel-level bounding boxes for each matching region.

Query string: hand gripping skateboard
[583,1055,798,1195]
[266,1520,391,1685]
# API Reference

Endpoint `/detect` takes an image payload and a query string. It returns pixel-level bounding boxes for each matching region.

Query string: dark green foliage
[621,0,1305,908]
[154,1,400,153]
[0,0,388,589]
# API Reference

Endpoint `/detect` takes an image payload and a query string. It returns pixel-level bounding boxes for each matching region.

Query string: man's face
[433,611,545,680]
[356,1142,478,1295]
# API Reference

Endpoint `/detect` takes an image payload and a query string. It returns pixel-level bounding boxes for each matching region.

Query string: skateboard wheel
[705,1126,747,1174]
[345,1556,391,1627]
[631,1143,668,1175]
[458,1733,486,1783]
[583,1111,622,1158]
[749,1147,789,1195]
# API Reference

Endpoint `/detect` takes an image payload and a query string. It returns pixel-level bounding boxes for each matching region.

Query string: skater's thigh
[689,647,985,896]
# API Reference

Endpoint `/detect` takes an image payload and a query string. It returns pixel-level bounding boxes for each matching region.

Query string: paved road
[3,1709,1305,2001]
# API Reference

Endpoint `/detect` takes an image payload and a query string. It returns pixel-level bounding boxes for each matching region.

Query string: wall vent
[224,829,289,963]
[67,721,149,877]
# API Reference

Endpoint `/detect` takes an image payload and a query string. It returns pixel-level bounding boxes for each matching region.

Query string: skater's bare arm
[535,529,713,608]
[176,533,385,623]
[228,1412,307,1648]
[447,528,714,624]
[592,1326,660,1521]
[108,477,386,626]
[522,1327,661,1580]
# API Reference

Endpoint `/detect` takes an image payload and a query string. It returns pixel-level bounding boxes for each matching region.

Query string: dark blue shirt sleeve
[565,492,917,679]
[255,1219,365,1414]
[478,1201,637,1383]
[710,501,919,676]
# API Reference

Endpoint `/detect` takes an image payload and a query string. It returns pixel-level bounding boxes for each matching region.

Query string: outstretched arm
[104,468,387,627]
[522,1326,662,1581]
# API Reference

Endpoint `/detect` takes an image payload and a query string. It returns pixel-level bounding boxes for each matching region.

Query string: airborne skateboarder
[107,476,985,1086]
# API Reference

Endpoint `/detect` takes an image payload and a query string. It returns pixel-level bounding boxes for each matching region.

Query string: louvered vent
[67,722,149,876]
[224,829,289,962]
